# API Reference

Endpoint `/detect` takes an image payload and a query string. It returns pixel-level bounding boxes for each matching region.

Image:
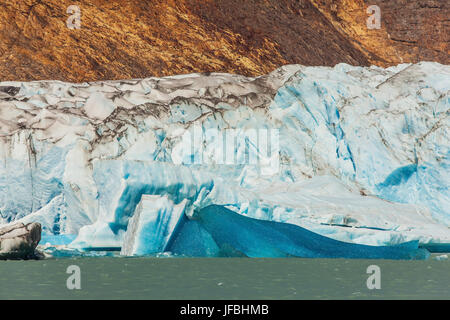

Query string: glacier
[0,62,448,258]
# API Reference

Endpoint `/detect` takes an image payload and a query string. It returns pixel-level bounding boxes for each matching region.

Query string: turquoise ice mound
[136,204,430,260]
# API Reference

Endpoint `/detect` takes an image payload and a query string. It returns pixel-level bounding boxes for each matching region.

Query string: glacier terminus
[0,62,449,259]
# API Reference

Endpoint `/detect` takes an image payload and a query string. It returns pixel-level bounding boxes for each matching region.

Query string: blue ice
[167,205,430,260]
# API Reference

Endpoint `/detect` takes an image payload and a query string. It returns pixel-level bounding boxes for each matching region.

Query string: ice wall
[0,62,448,253]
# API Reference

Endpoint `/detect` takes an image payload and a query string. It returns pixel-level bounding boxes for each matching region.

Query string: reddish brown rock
[310,0,449,66]
[0,0,448,82]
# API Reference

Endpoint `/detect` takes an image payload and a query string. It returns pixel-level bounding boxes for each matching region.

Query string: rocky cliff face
[311,0,449,65]
[0,0,447,82]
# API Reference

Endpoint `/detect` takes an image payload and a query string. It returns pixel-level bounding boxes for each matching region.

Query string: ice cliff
[0,62,448,257]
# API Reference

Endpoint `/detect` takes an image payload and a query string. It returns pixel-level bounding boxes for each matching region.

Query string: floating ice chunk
[121,195,187,256]
[434,254,448,261]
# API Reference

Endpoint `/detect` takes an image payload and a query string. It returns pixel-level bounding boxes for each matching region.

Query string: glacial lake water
[0,256,449,300]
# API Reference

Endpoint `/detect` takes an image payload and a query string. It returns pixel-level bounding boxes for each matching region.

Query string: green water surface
[0,257,449,299]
